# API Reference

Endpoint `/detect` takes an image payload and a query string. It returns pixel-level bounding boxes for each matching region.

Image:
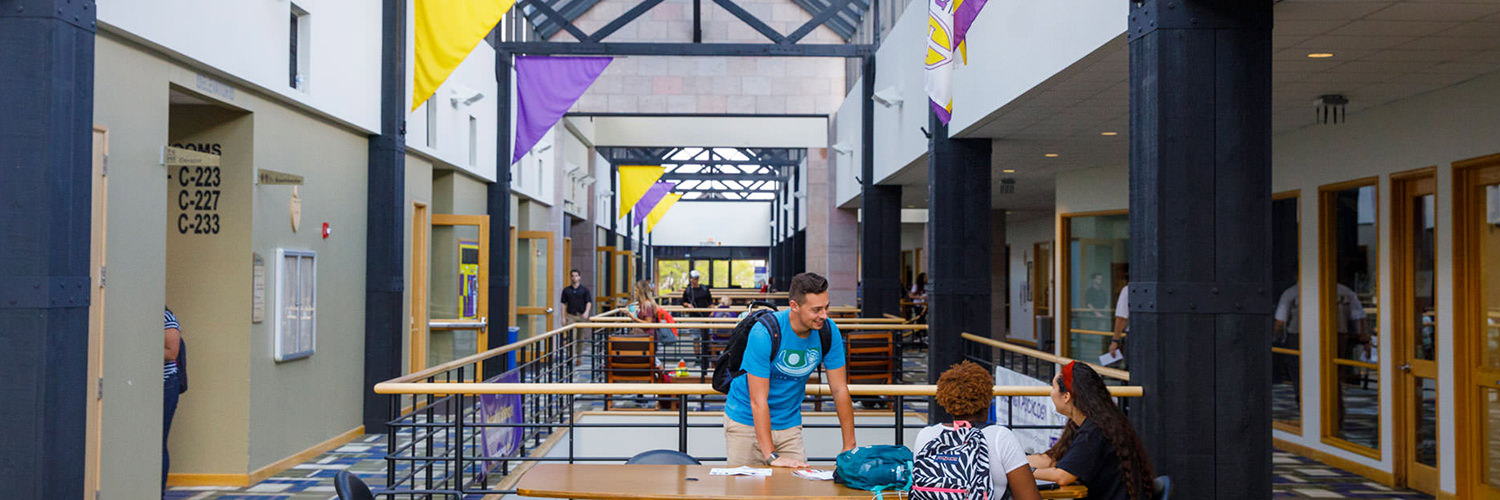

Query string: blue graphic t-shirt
[726,310,845,430]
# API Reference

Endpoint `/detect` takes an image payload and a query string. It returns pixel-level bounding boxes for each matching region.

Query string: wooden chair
[845,330,896,409]
[606,335,659,410]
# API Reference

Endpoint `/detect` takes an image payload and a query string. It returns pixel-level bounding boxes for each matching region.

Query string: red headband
[1061,361,1077,392]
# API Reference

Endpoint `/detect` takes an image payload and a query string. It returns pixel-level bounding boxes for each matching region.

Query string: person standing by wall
[560,269,593,360]
[723,272,855,467]
[162,308,183,495]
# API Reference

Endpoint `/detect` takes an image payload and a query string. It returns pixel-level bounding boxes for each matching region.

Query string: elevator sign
[169,144,223,235]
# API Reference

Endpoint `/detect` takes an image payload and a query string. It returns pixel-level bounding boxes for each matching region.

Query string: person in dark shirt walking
[560,269,593,360]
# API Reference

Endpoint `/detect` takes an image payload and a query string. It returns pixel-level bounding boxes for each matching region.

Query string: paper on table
[1098,350,1124,366]
[793,468,835,481]
[710,466,773,477]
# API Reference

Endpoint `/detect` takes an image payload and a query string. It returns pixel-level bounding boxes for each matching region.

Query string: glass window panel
[1065,214,1129,362]
[732,260,762,289]
[299,256,315,352]
[1328,184,1380,449]
[1271,196,1301,428]
[1413,194,1437,361]
[282,254,299,343]
[429,226,459,317]
[1334,364,1380,449]
[1485,387,1500,488]
[713,260,729,288]
[531,238,549,306]
[1416,377,1437,467]
[657,260,688,297]
[515,239,535,308]
[1483,184,1500,371]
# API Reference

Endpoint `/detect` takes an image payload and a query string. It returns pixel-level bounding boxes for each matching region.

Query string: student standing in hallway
[560,269,593,359]
[162,308,183,495]
[724,273,855,467]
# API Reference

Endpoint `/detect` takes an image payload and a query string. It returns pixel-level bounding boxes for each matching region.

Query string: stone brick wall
[561,0,850,115]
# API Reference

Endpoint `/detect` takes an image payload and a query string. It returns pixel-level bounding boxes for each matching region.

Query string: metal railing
[371,318,1140,499]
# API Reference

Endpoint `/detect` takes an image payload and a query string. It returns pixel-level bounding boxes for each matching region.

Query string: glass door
[1458,160,1500,499]
[1394,173,1438,494]
[428,214,488,376]
[514,231,556,341]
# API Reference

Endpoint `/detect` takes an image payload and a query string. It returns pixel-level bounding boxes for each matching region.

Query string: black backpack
[711,302,833,393]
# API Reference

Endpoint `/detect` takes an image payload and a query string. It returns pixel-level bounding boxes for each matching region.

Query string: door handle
[546,307,554,314]
[1398,363,1411,372]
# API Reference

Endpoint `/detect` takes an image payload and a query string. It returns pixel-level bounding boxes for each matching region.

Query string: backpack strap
[757,312,782,367]
[818,319,836,366]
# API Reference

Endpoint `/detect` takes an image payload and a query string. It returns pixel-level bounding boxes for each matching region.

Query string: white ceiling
[888,0,1500,211]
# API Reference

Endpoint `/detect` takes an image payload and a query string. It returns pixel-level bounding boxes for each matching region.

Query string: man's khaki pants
[564,313,589,358]
[724,415,806,466]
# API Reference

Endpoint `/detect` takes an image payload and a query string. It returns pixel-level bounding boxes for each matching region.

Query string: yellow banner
[645,193,683,233]
[617,165,665,219]
[411,0,513,112]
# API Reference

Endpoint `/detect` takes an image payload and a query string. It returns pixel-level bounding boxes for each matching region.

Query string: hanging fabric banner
[633,182,675,226]
[926,0,987,125]
[617,165,665,220]
[513,56,613,163]
[412,0,514,111]
[645,193,684,234]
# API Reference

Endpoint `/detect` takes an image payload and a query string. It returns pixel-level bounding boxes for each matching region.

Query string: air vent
[999,178,1015,194]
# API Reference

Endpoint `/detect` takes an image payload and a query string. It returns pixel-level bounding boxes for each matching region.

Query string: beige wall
[93,34,176,499]
[403,155,435,375]
[245,85,370,471]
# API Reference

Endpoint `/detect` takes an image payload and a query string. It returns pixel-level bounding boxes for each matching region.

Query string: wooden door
[408,203,429,372]
[1456,158,1500,499]
[1393,172,1438,495]
[85,126,108,499]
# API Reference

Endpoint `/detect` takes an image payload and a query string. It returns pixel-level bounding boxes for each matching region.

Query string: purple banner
[478,371,522,462]
[953,0,987,51]
[632,182,675,226]
[513,56,612,163]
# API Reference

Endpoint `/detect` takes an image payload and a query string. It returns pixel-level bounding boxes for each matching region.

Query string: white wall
[404,34,498,182]
[1055,165,1128,215]
[651,202,772,247]
[869,3,930,185]
[99,0,382,132]
[833,80,863,207]
[1007,215,1054,345]
[948,0,1126,135]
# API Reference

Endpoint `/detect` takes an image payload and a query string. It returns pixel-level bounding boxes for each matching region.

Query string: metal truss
[600,147,804,202]
[501,0,875,57]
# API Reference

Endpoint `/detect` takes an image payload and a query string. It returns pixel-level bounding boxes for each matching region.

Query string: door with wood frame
[514,231,556,342]
[1456,157,1500,499]
[408,203,429,373]
[85,126,109,498]
[427,214,488,377]
[1392,171,1438,495]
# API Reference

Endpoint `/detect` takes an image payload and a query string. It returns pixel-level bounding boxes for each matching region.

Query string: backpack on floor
[834,444,914,498]
[710,302,832,393]
[911,421,992,500]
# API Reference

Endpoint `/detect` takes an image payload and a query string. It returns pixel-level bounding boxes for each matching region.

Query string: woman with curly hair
[914,361,1042,500]
[1027,361,1154,500]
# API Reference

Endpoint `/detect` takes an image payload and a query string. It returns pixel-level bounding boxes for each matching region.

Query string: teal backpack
[833,445,914,498]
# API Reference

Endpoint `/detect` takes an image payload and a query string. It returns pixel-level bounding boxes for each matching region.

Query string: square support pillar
[925,114,991,423]
[1128,1,1273,497]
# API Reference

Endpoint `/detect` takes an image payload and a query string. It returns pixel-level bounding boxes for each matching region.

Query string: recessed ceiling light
[1307,52,1334,59]
[1101,131,1118,136]
[1002,169,1015,173]
[906,205,915,208]
[1044,153,1060,158]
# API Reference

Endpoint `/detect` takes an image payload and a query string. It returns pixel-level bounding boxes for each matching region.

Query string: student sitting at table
[1027,362,1154,500]
[914,361,1042,500]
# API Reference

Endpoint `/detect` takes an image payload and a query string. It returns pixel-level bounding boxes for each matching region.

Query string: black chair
[626,449,701,465]
[334,470,375,500]
[1154,475,1172,500]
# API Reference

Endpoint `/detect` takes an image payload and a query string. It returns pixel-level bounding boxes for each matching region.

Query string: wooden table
[515,464,1086,499]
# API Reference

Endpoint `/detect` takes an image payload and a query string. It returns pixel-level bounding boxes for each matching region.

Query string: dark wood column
[1128,1,1273,497]
[925,114,991,422]
[858,56,902,318]
[485,50,513,378]
[0,0,95,494]
[362,0,407,432]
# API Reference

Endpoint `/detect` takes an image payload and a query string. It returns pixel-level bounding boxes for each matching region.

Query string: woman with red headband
[1027,361,1154,500]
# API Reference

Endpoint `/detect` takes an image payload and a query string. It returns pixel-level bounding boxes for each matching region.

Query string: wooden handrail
[1069,328,1116,337]
[961,333,1131,381]
[374,381,1143,397]
[574,322,927,331]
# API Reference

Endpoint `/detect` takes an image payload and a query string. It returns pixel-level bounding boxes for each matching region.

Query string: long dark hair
[1044,362,1153,500]
[915,273,927,294]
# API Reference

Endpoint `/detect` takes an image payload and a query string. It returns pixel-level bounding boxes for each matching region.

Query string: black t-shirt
[681,285,713,314]
[1055,419,1127,500]
[560,285,592,315]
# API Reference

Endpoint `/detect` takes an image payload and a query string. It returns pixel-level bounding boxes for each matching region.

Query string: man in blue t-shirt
[724,272,856,467]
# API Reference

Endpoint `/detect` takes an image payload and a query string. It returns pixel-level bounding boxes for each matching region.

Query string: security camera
[871,87,902,108]
[450,87,485,107]
[831,144,854,155]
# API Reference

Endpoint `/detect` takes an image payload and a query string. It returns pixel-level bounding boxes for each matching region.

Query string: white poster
[993,366,1068,455]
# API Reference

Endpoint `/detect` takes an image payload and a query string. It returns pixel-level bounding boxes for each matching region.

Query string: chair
[844,330,896,410]
[606,335,659,409]
[1154,475,1172,500]
[334,470,374,500]
[626,449,702,465]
